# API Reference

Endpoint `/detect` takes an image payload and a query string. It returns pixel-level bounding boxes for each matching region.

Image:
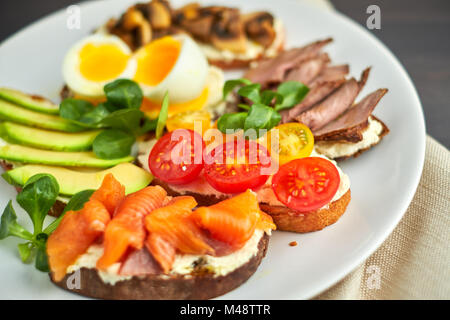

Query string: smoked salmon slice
[145,196,214,272]
[47,208,105,282]
[192,190,275,249]
[47,175,122,281]
[90,173,125,215]
[81,199,111,232]
[96,185,167,270]
[145,233,176,274]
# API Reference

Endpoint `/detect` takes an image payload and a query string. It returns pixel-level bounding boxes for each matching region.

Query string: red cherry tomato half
[272,157,340,212]
[203,139,272,194]
[149,129,205,185]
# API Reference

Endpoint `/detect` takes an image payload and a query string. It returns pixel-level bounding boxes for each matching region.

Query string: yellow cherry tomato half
[166,110,211,136]
[261,122,314,165]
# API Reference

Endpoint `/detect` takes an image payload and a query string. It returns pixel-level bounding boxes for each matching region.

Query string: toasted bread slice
[151,178,351,233]
[51,233,269,300]
[260,190,351,233]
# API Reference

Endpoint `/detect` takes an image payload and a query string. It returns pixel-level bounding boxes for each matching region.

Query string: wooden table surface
[1,0,449,147]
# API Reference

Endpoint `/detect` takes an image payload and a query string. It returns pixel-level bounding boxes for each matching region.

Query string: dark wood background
[1,0,449,148]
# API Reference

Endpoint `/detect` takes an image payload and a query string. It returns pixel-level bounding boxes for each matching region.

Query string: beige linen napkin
[299,0,450,299]
[315,136,450,299]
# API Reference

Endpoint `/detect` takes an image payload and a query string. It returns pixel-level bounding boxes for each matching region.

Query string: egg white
[62,34,137,98]
[137,34,209,104]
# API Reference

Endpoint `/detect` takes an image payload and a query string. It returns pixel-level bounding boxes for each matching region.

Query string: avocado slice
[0,122,100,151]
[0,88,59,114]
[0,143,134,168]
[0,99,83,132]
[3,163,152,196]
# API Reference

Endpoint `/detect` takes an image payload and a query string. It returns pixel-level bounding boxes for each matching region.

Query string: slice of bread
[151,178,351,233]
[260,190,351,233]
[50,233,269,300]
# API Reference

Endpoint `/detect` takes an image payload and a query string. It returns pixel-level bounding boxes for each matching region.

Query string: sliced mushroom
[152,25,187,40]
[243,12,276,47]
[174,5,228,43]
[105,18,118,31]
[183,3,200,19]
[122,7,144,30]
[149,1,172,29]
[200,6,230,16]
[135,0,172,30]
[210,8,247,53]
[173,2,201,23]
[115,7,153,50]
[135,21,152,48]
[108,17,136,49]
[180,15,214,42]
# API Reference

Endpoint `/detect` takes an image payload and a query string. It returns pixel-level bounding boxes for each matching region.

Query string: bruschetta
[100,0,285,69]
[47,175,275,299]
[138,126,351,233]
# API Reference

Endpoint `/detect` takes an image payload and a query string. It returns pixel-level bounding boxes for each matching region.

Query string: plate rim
[0,0,426,300]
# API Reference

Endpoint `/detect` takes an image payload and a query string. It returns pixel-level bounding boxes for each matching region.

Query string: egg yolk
[133,36,181,86]
[79,43,130,82]
[141,87,209,119]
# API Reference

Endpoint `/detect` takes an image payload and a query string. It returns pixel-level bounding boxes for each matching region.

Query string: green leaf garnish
[44,189,94,235]
[217,78,309,137]
[0,201,33,240]
[0,173,100,272]
[237,84,261,103]
[222,78,252,100]
[217,112,248,134]
[0,172,80,273]
[58,79,152,159]
[16,174,59,234]
[244,103,281,137]
[138,117,158,135]
[260,90,283,106]
[104,79,143,109]
[17,242,33,263]
[78,102,115,125]
[100,108,144,136]
[93,129,135,159]
[35,246,50,272]
[62,189,95,214]
[275,81,310,111]
[237,104,251,111]
[59,99,98,127]
[155,92,169,140]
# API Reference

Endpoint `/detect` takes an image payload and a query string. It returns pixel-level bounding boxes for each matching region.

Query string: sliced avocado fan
[3,163,152,196]
[0,122,100,151]
[0,87,59,114]
[0,143,133,168]
[0,99,83,132]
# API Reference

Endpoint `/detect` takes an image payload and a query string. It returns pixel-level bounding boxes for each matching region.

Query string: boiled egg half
[62,33,222,115]
[133,34,208,103]
[62,34,136,98]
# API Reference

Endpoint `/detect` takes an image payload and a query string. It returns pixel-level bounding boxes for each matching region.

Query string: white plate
[0,0,425,299]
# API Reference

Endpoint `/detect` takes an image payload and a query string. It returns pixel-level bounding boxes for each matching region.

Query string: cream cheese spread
[66,229,265,285]
[315,116,383,159]
[198,19,285,63]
